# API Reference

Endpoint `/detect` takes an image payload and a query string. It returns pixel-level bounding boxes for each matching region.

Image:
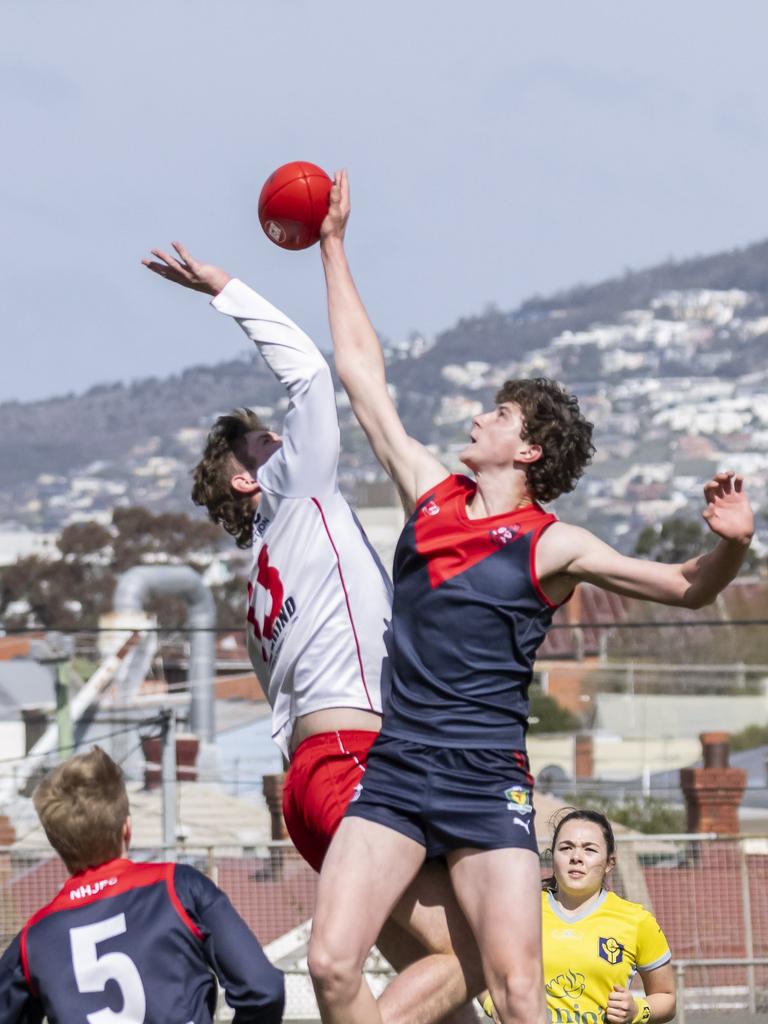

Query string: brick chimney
[680,731,746,834]
[262,773,287,879]
[574,733,594,779]
[262,773,287,840]
[140,734,199,790]
[0,815,16,845]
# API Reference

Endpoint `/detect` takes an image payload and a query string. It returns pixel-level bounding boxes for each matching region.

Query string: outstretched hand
[701,472,754,545]
[142,242,232,297]
[319,169,350,245]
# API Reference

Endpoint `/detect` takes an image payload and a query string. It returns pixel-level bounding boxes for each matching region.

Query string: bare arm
[319,171,447,512]
[538,472,754,608]
[143,243,341,496]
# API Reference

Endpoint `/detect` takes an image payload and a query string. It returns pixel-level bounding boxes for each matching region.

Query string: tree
[634,514,759,572]
[0,507,238,630]
[634,517,709,563]
[528,689,582,733]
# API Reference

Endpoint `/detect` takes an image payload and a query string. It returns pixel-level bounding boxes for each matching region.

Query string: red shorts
[282,730,379,872]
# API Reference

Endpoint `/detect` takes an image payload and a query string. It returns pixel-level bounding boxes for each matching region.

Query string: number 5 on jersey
[70,913,146,1024]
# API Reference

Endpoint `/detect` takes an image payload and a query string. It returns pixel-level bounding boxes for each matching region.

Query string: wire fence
[4,835,768,1020]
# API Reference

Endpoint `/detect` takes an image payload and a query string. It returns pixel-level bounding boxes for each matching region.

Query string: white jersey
[212,280,393,759]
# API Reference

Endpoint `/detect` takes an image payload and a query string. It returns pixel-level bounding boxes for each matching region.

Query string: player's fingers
[150,247,187,274]
[172,241,197,270]
[734,475,744,493]
[340,170,351,213]
[142,260,172,277]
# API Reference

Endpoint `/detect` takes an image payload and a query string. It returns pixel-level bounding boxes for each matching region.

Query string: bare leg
[378,859,485,1024]
[448,848,545,1024]
[308,817,426,1024]
[377,917,479,1024]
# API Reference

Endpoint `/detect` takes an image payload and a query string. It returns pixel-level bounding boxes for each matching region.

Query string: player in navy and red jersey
[308,170,755,1024]
[0,747,285,1024]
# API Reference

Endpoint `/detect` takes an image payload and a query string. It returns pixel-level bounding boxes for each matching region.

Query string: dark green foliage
[634,515,759,572]
[0,507,246,630]
[565,794,686,834]
[730,722,768,752]
[528,689,583,733]
[634,517,709,563]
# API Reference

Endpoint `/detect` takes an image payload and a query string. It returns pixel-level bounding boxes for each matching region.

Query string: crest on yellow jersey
[599,936,624,964]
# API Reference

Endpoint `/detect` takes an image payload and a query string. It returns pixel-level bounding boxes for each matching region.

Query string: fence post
[738,841,756,1014]
[675,963,686,1024]
[161,708,177,862]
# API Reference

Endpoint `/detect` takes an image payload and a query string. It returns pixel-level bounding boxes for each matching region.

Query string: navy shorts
[344,733,537,858]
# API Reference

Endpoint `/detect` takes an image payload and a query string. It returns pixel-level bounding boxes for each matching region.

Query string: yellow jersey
[542,889,670,1024]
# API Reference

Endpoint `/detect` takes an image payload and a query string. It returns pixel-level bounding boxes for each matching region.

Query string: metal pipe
[113,566,216,742]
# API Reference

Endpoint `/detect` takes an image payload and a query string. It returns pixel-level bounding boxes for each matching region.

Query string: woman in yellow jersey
[482,809,675,1024]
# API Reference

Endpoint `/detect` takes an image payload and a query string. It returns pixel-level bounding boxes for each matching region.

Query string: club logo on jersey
[599,936,624,964]
[69,877,118,901]
[421,500,441,517]
[247,545,297,663]
[489,524,521,547]
[504,785,532,813]
[350,782,363,802]
[545,970,586,1000]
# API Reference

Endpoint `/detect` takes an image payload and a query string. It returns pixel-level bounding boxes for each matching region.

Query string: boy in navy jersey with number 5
[0,747,284,1024]
[308,171,755,1024]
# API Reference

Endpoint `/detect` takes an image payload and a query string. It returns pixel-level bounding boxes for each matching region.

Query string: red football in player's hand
[258,162,332,251]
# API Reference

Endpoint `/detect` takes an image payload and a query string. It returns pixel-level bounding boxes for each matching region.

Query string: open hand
[701,472,754,545]
[319,170,350,245]
[142,242,232,297]
[606,985,638,1023]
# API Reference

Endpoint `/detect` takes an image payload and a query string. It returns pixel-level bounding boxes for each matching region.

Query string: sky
[3,0,768,403]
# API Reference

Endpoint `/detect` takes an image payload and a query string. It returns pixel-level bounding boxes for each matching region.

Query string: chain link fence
[4,835,768,1020]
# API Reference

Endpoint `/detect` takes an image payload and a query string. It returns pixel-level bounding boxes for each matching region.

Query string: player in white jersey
[143,243,483,1024]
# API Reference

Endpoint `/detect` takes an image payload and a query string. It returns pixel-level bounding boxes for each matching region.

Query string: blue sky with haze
[3,1,768,402]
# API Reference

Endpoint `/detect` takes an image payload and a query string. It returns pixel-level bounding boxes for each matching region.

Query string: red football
[258,161,332,250]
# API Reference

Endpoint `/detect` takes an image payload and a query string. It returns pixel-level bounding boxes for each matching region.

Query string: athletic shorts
[344,733,538,858]
[282,729,379,872]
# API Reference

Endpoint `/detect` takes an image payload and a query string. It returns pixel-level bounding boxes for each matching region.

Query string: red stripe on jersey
[528,521,558,609]
[414,477,555,590]
[20,923,35,994]
[165,863,204,940]
[311,498,373,710]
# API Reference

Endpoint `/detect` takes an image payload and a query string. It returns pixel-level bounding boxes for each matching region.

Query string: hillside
[2,238,767,550]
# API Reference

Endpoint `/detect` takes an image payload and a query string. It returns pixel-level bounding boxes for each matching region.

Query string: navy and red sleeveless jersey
[0,857,284,1024]
[383,474,564,751]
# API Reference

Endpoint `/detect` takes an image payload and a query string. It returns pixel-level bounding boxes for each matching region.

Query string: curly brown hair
[191,408,268,548]
[495,378,595,502]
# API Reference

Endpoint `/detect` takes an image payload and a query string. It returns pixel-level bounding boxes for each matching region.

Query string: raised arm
[538,472,754,608]
[319,171,447,512]
[143,243,340,498]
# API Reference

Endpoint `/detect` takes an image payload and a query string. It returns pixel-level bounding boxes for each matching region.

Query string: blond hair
[33,747,129,873]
